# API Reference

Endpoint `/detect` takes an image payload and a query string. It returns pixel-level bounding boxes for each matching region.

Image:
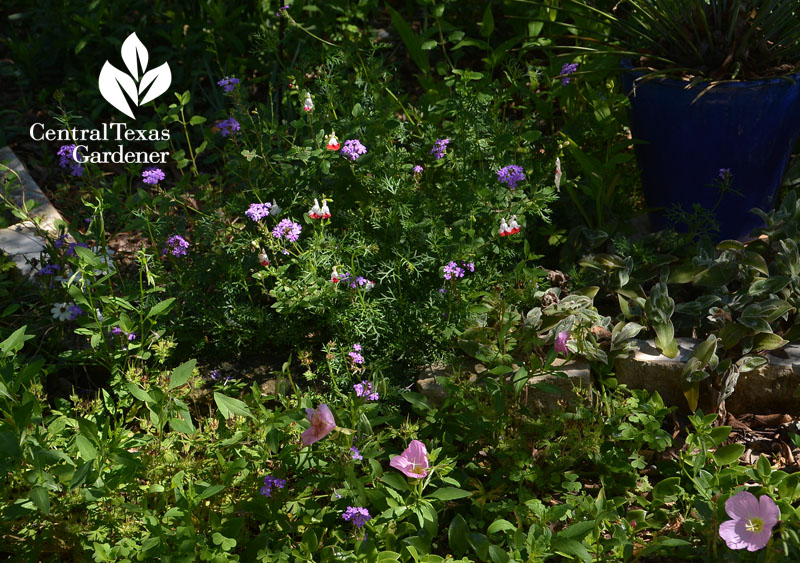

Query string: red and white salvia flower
[498,218,510,237]
[326,131,341,151]
[555,157,562,191]
[308,198,322,219]
[507,215,520,235]
[258,250,270,267]
[331,266,340,283]
[364,280,375,291]
[320,199,331,219]
[303,92,314,112]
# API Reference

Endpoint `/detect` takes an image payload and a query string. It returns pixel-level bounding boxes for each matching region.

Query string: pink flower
[390,440,429,479]
[554,331,570,354]
[719,491,779,551]
[301,404,336,445]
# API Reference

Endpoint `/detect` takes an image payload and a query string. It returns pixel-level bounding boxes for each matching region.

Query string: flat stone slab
[0,146,64,276]
[615,338,800,414]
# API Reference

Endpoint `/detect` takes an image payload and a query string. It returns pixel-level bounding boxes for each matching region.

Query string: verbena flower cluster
[272,219,302,243]
[348,343,365,365]
[57,144,84,177]
[350,446,363,461]
[443,260,475,280]
[430,138,450,160]
[560,62,579,85]
[342,506,371,528]
[164,235,190,257]
[142,167,165,185]
[340,139,367,161]
[217,76,240,93]
[259,475,287,498]
[216,117,241,137]
[497,165,525,189]
[245,202,273,222]
[353,380,379,401]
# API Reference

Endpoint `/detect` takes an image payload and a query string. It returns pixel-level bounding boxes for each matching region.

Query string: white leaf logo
[98,32,171,119]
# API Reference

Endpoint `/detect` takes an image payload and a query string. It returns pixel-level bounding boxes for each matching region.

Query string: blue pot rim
[621,58,800,90]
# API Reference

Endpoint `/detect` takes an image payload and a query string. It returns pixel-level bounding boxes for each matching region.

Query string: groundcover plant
[3,0,800,561]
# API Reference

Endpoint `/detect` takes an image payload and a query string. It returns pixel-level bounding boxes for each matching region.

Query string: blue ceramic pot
[621,65,800,240]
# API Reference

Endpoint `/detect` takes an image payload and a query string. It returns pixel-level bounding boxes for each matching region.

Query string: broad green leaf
[448,514,469,558]
[214,392,253,419]
[169,359,196,390]
[487,519,516,535]
[147,298,176,319]
[75,435,97,461]
[713,444,745,466]
[429,487,471,501]
[29,486,49,515]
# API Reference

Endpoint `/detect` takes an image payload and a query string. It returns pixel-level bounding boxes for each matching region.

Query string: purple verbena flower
[349,351,364,365]
[260,475,288,497]
[430,138,450,160]
[216,117,241,138]
[353,344,362,352]
[217,76,241,93]
[67,304,83,320]
[142,167,166,185]
[342,506,371,528]
[163,235,190,257]
[560,63,579,85]
[497,165,525,189]
[272,218,302,242]
[57,144,85,177]
[245,202,273,222]
[443,261,465,280]
[350,446,363,461]
[354,380,379,401]
[340,139,367,161]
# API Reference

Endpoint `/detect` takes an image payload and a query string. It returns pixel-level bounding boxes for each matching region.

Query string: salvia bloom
[350,446,363,461]
[430,138,450,160]
[342,506,371,528]
[142,167,165,185]
[498,216,521,237]
[331,266,341,283]
[216,117,241,137]
[57,144,84,177]
[340,139,367,161]
[554,331,570,354]
[258,250,270,267]
[272,219,302,242]
[308,198,331,219]
[246,202,273,222]
[719,491,779,552]
[354,381,379,401]
[326,131,341,151]
[560,62,579,85]
[303,92,314,112]
[497,165,525,189]
[260,475,287,497]
[390,440,429,479]
[217,76,240,93]
[555,157,562,191]
[301,404,336,445]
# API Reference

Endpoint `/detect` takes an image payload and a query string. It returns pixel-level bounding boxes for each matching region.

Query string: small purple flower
[430,138,450,160]
[65,242,89,257]
[463,261,475,273]
[272,219,302,243]
[555,331,569,354]
[354,381,379,401]
[342,506,372,528]
[260,475,288,497]
[127,332,137,341]
[443,261,465,280]
[38,264,61,276]
[67,304,83,320]
[497,165,525,189]
[439,288,447,294]
[111,326,124,336]
[163,235,190,257]
[209,370,219,380]
[216,117,241,138]
[560,63,579,85]
[54,235,68,248]
[217,76,241,93]
[276,4,290,16]
[719,168,733,182]
[142,167,166,185]
[245,202,273,222]
[349,351,365,365]
[413,165,423,176]
[350,446,363,461]
[57,144,84,177]
[340,139,367,161]
[353,344,362,352]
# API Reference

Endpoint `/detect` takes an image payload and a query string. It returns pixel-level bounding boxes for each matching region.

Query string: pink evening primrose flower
[390,439,429,479]
[719,491,779,552]
[301,404,336,445]
[554,331,569,354]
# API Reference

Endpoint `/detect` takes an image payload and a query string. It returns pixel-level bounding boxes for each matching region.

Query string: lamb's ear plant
[524,0,800,81]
